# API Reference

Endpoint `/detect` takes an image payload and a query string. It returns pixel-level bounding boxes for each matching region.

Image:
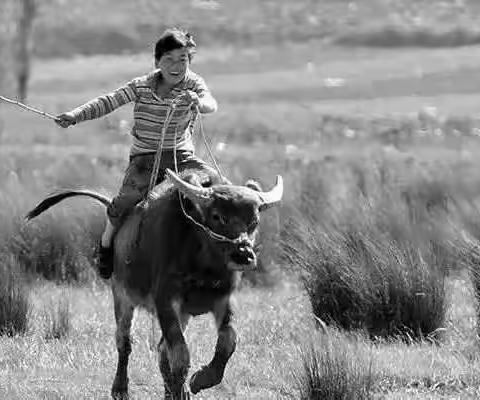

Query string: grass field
[4,10,480,397]
[1,273,480,399]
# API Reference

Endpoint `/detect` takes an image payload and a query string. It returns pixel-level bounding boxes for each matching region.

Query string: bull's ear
[245,179,262,192]
[183,172,203,186]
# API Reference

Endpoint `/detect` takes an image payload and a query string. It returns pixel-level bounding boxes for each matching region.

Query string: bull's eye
[211,210,227,225]
[247,218,259,233]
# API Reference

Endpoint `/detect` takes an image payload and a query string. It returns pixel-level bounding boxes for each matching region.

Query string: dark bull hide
[26,168,283,400]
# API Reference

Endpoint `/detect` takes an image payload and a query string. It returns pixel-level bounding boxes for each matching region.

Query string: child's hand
[180,90,200,107]
[55,113,76,128]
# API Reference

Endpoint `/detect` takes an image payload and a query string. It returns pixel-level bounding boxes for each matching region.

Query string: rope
[147,101,177,193]
[194,105,225,180]
[172,105,244,245]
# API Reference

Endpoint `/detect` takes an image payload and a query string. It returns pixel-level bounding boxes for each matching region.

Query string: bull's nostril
[231,246,256,265]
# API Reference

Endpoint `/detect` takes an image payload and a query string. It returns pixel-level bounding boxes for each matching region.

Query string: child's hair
[154,28,197,62]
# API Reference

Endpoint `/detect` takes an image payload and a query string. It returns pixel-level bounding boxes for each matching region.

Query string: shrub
[453,201,480,333]
[284,216,447,340]
[0,256,30,336]
[282,156,454,339]
[295,331,374,400]
[43,295,71,340]
[7,209,104,284]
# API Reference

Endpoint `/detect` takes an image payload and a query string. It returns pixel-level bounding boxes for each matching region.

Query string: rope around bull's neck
[147,97,240,244]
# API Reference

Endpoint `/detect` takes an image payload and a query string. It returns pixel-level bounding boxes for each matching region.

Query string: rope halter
[147,93,283,245]
[165,168,283,244]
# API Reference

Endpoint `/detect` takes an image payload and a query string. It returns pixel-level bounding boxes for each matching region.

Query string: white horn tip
[258,175,284,211]
[275,175,284,197]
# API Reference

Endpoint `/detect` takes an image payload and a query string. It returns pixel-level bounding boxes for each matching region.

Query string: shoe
[95,241,114,279]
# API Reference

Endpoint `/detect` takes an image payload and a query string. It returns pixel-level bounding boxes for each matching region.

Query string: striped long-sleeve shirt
[69,69,217,155]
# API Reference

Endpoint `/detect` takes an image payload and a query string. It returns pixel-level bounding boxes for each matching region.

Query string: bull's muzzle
[227,240,257,271]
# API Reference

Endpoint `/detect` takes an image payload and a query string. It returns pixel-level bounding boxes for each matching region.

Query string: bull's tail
[25,189,112,221]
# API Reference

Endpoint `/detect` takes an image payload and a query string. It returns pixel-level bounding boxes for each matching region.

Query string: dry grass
[0,256,30,336]
[42,293,71,340]
[282,153,460,339]
[296,331,374,400]
[0,276,479,399]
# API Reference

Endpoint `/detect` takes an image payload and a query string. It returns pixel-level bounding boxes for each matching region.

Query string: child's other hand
[180,90,200,107]
[55,113,76,128]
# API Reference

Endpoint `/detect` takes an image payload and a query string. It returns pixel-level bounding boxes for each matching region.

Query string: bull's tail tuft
[25,189,111,221]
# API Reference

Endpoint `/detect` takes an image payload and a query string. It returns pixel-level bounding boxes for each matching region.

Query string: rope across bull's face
[166,169,283,271]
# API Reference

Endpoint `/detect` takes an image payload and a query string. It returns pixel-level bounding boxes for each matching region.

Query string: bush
[0,257,30,336]
[295,331,374,400]
[282,156,456,339]
[284,217,447,340]
[7,209,104,284]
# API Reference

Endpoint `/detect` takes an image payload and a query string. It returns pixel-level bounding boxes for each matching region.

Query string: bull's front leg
[111,284,135,400]
[156,299,191,400]
[190,296,237,394]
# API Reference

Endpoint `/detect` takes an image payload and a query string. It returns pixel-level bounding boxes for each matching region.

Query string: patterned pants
[107,150,213,227]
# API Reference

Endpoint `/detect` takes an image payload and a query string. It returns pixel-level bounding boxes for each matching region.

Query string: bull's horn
[258,175,283,211]
[166,168,213,201]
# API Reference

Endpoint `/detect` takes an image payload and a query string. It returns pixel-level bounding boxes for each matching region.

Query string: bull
[26,168,283,399]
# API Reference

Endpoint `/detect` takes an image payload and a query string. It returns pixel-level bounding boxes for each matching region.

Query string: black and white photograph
[1,1,480,399]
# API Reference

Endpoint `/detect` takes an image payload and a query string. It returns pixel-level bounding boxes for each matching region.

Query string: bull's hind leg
[157,300,191,400]
[190,296,237,394]
[111,284,135,400]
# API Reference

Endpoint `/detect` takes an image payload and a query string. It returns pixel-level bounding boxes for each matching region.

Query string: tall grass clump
[282,153,459,339]
[11,210,103,283]
[43,295,71,340]
[452,199,480,333]
[295,331,374,400]
[0,158,109,284]
[0,256,30,336]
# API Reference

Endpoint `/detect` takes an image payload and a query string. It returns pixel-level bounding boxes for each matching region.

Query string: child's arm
[55,80,138,128]
[188,75,218,114]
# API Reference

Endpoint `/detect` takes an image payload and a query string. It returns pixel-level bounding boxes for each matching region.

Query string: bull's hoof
[164,383,173,400]
[180,384,192,400]
[164,383,191,400]
[111,390,129,400]
[190,365,222,394]
[111,377,129,400]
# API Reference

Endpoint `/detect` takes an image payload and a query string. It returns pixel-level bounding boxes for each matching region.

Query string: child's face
[156,48,190,86]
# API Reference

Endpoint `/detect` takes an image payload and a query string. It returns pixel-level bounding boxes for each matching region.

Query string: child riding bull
[55,28,218,279]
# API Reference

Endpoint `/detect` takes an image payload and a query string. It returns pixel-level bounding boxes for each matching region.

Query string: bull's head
[166,169,283,271]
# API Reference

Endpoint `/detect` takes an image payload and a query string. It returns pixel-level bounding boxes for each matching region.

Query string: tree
[16,0,36,102]
[0,0,18,97]
[0,0,36,101]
